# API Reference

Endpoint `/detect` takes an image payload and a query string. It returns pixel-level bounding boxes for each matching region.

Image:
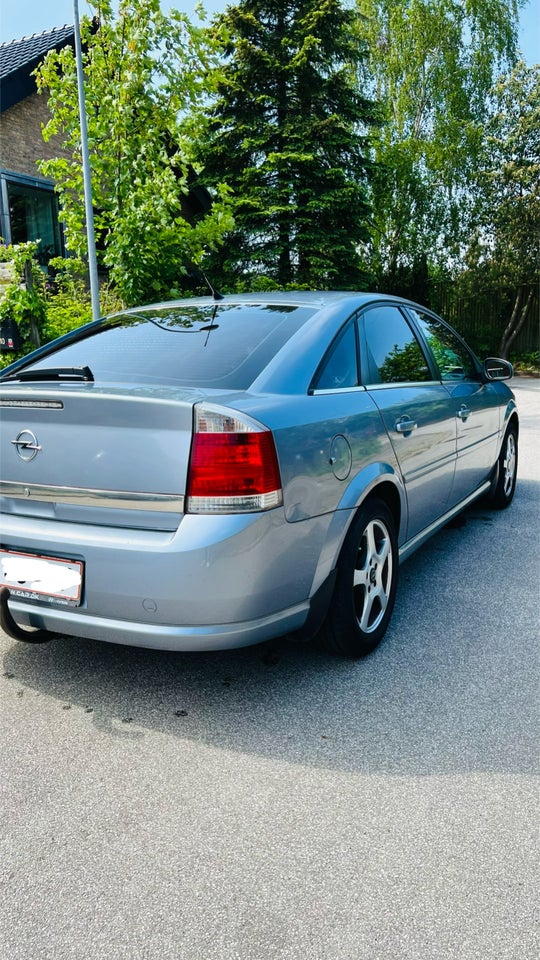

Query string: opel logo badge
[11,429,42,462]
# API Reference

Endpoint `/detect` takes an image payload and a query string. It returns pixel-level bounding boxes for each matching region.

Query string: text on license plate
[0,549,83,606]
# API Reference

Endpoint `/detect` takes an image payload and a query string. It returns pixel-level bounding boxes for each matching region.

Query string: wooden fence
[429,283,539,358]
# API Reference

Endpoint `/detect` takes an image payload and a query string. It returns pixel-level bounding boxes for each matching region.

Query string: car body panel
[0,507,331,629]
[443,379,502,506]
[229,389,402,524]
[366,383,457,540]
[1,382,196,496]
[0,291,517,651]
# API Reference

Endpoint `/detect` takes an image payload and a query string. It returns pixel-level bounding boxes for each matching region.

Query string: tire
[318,498,399,658]
[486,423,518,509]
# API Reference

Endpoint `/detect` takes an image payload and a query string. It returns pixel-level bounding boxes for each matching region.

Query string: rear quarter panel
[231,390,405,527]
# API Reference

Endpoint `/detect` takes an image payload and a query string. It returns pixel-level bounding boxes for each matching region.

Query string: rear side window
[314,321,358,390]
[22,303,316,389]
[362,306,432,384]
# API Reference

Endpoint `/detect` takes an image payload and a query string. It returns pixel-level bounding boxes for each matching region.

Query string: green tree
[463,63,540,358]
[35,0,234,306]
[0,242,47,361]
[357,0,522,295]
[193,0,378,290]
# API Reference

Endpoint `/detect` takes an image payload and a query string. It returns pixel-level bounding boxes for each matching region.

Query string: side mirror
[483,357,513,382]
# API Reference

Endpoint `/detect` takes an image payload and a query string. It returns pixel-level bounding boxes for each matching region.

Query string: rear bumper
[6,595,310,650]
[0,509,331,650]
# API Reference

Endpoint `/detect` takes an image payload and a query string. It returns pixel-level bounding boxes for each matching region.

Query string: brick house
[0,25,75,266]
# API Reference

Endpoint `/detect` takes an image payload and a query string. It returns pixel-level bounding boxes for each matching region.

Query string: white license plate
[0,549,83,606]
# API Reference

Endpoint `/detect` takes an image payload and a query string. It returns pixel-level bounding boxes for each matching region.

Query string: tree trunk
[498,285,534,359]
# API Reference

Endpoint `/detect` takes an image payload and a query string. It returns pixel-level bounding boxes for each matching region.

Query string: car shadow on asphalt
[2,491,538,779]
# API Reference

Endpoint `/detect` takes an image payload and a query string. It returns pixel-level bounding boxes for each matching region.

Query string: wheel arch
[502,401,519,439]
[307,470,404,606]
[361,480,402,538]
[494,410,519,473]
[486,411,519,507]
[313,487,400,656]
[337,465,405,546]
[507,410,519,437]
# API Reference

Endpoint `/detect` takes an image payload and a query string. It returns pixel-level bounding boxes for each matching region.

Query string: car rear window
[23,302,316,389]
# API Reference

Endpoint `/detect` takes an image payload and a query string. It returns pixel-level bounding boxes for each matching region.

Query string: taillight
[186,404,283,514]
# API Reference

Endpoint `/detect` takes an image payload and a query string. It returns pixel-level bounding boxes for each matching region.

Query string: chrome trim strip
[0,399,64,409]
[364,380,441,390]
[0,481,184,513]
[310,386,367,395]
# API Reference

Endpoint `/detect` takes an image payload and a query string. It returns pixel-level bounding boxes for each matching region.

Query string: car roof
[0,291,433,392]
[124,291,402,315]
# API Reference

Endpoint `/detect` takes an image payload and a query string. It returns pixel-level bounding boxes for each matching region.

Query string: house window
[1,173,63,266]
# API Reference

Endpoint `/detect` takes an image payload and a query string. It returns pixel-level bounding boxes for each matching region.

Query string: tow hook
[0,586,55,643]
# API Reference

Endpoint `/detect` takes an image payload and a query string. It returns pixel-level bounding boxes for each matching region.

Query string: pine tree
[194,0,378,290]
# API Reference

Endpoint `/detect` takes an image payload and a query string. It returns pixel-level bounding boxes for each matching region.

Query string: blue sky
[1,0,538,64]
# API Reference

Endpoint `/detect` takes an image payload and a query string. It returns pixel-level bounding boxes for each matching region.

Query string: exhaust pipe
[0,586,55,643]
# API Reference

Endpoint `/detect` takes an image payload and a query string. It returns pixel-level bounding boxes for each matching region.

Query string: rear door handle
[457,404,471,421]
[395,417,418,435]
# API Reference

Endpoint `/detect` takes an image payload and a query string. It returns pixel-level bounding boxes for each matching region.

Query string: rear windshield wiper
[1,366,94,384]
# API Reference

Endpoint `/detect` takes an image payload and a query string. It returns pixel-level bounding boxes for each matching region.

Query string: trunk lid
[0,382,207,530]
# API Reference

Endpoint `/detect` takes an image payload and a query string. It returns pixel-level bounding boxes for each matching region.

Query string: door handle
[457,404,471,421]
[395,417,418,435]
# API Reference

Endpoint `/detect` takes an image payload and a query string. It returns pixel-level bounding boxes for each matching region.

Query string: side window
[409,310,477,381]
[362,306,431,385]
[314,321,358,390]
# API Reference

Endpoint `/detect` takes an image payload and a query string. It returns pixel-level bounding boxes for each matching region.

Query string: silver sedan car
[0,292,518,657]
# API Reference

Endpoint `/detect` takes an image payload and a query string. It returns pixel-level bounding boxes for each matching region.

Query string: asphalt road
[1,380,538,960]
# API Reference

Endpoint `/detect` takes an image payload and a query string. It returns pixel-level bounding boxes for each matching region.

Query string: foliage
[8,0,534,362]
[356,0,522,293]
[42,257,122,342]
[0,242,47,364]
[0,247,121,371]
[466,64,540,279]
[512,351,539,376]
[34,0,234,306]
[192,0,378,290]
[464,63,540,356]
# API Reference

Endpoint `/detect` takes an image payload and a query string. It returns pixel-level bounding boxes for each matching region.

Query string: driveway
[1,379,538,960]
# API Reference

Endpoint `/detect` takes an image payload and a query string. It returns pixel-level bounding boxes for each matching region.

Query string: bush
[0,241,47,367]
[512,351,540,376]
[0,249,123,370]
